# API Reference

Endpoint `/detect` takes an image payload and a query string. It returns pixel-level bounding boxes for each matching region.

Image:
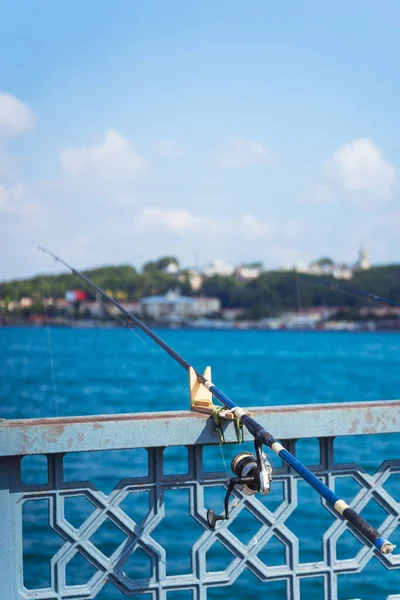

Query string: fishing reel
[206,439,273,528]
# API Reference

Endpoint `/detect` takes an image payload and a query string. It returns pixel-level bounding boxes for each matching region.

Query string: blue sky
[0,0,399,279]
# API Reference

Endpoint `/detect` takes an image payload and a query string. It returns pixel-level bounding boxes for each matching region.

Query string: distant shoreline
[1,322,400,333]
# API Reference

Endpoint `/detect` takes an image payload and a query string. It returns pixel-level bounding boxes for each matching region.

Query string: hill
[1,263,399,317]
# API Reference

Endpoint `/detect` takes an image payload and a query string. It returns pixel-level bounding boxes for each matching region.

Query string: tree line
[1,259,399,317]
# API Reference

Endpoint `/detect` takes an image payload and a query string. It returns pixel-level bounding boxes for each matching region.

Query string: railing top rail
[0,400,398,457]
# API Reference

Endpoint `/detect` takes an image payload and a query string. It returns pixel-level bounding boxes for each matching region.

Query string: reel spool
[207,440,273,528]
[231,451,271,495]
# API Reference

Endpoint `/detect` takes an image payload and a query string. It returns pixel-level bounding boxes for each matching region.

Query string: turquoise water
[0,328,399,598]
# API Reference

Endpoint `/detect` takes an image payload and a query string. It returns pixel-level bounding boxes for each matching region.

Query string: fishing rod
[38,247,395,554]
[298,275,400,308]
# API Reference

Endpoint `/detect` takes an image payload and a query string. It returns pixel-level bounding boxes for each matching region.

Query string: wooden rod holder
[189,366,252,419]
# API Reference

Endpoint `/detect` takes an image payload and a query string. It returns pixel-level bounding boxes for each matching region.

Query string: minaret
[358,244,370,270]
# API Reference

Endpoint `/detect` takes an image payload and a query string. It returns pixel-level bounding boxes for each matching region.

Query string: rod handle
[342,507,395,554]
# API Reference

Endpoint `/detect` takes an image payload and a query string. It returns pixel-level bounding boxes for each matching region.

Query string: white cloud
[61,129,147,181]
[0,94,37,223]
[133,208,221,235]
[311,184,333,204]
[239,214,276,239]
[0,144,17,179]
[133,207,281,241]
[202,176,222,190]
[0,92,36,138]
[0,183,37,215]
[155,140,182,158]
[324,137,396,200]
[282,221,300,239]
[215,138,272,169]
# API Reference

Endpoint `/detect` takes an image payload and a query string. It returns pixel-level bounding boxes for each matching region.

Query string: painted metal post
[0,457,20,598]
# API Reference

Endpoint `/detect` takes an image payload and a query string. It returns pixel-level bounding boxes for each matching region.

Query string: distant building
[296,261,352,279]
[281,313,320,329]
[140,290,194,321]
[79,300,104,318]
[359,306,400,317]
[195,296,221,315]
[140,290,220,321]
[355,244,370,270]
[259,317,283,330]
[201,259,235,277]
[65,290,87,302]
[331,265,353,280]
[222,308,243,320]
[19,297,33,308]
[163,262,179,275]
[108,302,141,318]
[235,265,262,280]
[282,306,338,321]
[294,246,370,279]
[188,270,203,291]
[55,298,69,309]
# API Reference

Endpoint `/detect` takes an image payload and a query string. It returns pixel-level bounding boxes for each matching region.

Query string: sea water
[0,328,399,599]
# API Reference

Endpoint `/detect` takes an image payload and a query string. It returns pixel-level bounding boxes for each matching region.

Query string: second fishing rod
[38,247,395,555]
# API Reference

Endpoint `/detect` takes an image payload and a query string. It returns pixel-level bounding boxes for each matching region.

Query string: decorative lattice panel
[1,437,398,600]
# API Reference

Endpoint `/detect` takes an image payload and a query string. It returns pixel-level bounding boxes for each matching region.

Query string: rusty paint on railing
[0,400,398,456]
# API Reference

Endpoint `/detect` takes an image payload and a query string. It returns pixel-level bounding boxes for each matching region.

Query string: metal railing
[0,400,399,599]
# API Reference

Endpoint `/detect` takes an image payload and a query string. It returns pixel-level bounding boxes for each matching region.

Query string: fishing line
[81,280,185,392]
[296,274,307,359]
[16,300,30,419]
[39,276,59,417]
[38,247,395,555]
[95,293,181,369]
[96,294,184,388]
[299,275,400,308]
[217,435,230,484]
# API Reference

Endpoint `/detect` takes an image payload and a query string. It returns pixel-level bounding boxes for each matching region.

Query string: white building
[163,262,179,275]
[108,302,141,317]
[140,290,194,321]
[222,308,243,320]
[201,259,235,277]
[331,266,353,280]
[294,246,370,279]
[188,270,203,291]
[19,297,34,308]
[355,244,370,270]
[195,296,221,315]
[282,314,320,329]
[140,290,221,321]
[296,261,352,279]
[235,265,262,280]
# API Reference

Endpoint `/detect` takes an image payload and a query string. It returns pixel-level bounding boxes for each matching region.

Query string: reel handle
[206,508,223,528]
[206,475,258,528]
